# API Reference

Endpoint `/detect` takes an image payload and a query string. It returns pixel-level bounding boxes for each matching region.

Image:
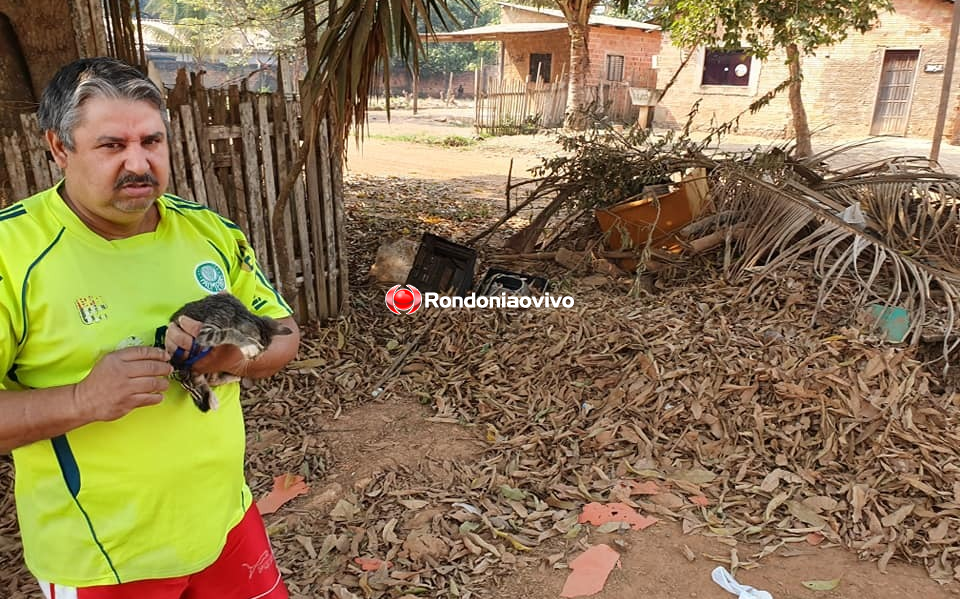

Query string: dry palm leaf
[713,159,960,361]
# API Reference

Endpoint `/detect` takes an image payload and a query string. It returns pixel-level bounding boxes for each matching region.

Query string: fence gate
[871,49,920,136]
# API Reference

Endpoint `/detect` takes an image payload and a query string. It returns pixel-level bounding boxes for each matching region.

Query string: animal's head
[254,316,294,349]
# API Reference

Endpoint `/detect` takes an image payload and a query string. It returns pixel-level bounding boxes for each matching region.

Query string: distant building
[654,0,960,142]
[430,2,662,122]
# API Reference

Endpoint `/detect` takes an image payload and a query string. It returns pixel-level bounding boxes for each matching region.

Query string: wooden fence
[0,72,347,324]
[474,73,641,134]
[475,75,568,135]
[586,82,639,124]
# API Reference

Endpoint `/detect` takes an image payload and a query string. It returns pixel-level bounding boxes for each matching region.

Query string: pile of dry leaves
[248,256,960,599]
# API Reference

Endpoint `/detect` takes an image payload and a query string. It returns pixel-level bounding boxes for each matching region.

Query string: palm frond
[713,157,960,361]
[290,0,475,142]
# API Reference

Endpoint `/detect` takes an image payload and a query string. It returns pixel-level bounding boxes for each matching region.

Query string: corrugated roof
[428,22,568,42]
[498,2,660,31]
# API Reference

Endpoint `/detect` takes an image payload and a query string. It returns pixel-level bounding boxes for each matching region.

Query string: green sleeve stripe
[164,193,200,206]
[0,208,27,222]
[0,203,25,216]
[250,260,292,314]
[19,227,66,345]
[169,201,206,211]
[219,217,241,230]
[163,195,209,212]
[206,240,231,273]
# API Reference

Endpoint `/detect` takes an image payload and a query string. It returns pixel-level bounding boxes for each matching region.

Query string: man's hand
[74,346,173,422]
[164,316,248,376]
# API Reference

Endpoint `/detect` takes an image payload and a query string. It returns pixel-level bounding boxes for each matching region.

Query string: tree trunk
[564,20,590,130]
[303,0,319,66]
[786,43,812,158]
[0,13,35,132]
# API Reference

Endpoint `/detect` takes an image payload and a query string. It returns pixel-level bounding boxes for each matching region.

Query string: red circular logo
[394,289,414,311]
[385,285,423,315]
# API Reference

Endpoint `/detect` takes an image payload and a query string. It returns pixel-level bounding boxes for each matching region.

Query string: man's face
[49,96,170,222]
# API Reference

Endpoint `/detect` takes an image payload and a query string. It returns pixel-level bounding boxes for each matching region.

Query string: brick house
[431,2,661,120]
[653,0,960,142]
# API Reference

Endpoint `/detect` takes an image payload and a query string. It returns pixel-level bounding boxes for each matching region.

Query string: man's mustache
[114,172,159,190]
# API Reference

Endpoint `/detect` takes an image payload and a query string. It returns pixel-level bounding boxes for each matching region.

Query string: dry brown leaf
[880,504,914,528]
[787,501,828,529]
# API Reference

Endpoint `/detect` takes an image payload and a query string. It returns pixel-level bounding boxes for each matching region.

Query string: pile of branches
[488,124,960,366]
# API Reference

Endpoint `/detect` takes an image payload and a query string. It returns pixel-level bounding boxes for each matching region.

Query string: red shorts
[38,505,288,599]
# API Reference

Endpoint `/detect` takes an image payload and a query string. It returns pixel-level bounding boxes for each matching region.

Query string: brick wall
[586,28,660,88]
[499,5,662,89]
[503,31,570,82]
[384,71,479,98]
[654,0,960,141]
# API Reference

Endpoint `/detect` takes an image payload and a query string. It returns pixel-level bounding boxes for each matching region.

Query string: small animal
[170,292,293,412]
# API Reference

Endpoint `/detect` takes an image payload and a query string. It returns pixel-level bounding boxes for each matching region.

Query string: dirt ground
[3,106,960,598]
[347,104,960,178]
[339,110,960,599]
[303,397,958,599]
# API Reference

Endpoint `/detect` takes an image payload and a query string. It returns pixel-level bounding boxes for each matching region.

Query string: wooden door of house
[870,49,920,136]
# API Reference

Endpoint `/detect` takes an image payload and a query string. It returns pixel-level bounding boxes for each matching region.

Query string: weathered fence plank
[280,98,317,322]
[19,115,51,190]
[239,101,267,271]
[2,134,29,201]
[168,114,190,200]
[318,119,340,314]
[179,105,208,207]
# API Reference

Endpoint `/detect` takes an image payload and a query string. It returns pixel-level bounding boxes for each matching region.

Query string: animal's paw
[207,372,241,386]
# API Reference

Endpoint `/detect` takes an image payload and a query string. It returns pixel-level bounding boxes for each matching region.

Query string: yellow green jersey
[0,184,292,587]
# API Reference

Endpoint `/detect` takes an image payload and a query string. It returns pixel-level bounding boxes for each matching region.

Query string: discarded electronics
[476,268,549,297]
[405,233,477,296]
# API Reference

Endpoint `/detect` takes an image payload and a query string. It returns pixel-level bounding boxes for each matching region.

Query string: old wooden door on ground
[870,49,920,136]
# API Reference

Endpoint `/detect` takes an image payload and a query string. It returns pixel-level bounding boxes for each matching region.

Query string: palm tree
[141,18,239,69]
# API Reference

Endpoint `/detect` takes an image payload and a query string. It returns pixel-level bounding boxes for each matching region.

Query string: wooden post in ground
[931,0,960,164]
[474,65,480,134]
[413,74,419,114]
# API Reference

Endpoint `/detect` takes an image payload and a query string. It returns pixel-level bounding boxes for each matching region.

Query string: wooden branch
[491,249,663,261]
[659,48,695,102]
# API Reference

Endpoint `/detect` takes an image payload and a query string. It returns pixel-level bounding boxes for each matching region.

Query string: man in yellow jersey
[0,57,300,598]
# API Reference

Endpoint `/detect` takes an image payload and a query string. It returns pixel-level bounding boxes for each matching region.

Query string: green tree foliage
[655,0,893,155]
[600,0,652,23]
[408,0,499,78]
[142,0,303,62]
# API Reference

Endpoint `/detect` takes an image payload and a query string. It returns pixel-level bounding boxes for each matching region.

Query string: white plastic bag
[711,567,774,599]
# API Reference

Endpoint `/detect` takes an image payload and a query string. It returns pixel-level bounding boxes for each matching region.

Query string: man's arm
[0,385,89,454]
[234,316,300,378]
[0,346,173,453]
[165,316,301,379]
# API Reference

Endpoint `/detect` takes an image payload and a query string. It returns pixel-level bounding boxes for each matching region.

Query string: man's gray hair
[38,57,169,151]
